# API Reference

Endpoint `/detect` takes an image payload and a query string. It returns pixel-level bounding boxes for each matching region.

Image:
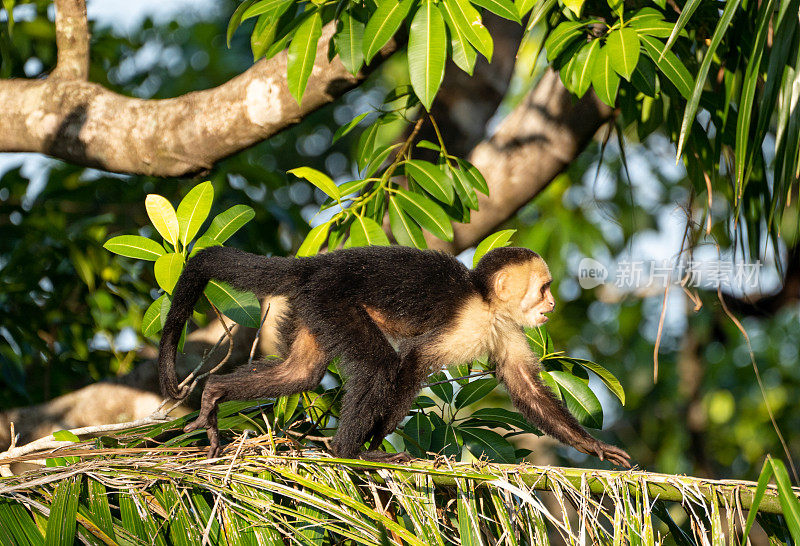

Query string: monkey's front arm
[492,332,632,468]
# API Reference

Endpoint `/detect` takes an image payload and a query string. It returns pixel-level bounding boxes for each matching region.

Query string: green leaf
[629,16,675,39]
[202,204,256,244]
[357,122,380,169]
[45,476,80,546]
[451,166,479,210]
[142,294,169,336]
[455,158,489,194]
[176,181,214,246]
[735,0,776,193]
[662,0,701,55]
[470,0,519,22]
[408,2,447,111]
[251,13,279,60]
[440,2,477,75]
[333,112,369,143]
[145,194,180,246]
[348,216,390,247]
[549,371,603,428]
[630,55,658,97]
[0,500,44,545]
[607,0,623,17]
[394,188,454,241]
[454,378,498,408]
[288,166,341,200]
[676,0,741,159]
[742,459,775,543]
[472,229,516,267]
[605,28,640,81]
[336,11,365,75]
[464,407,541,434]
[591,46,620,106]
[428,372,454,403]
[242,0,290,21]
[297,222,331,257]
[771,458,800,543]
[431,423,460,457]
[188,235,222,258]
[154,253,185,294]
[227,0,256,47]
[406,160,455,203]
[562,0,585,17]
[573,39,601,97]
[545,21,585,61]
[365,143,401,177]
[565,357,625,404]
[52,430,80,442]
[103,235,165,261]
[403,413,433,456]
[442,0,493,61]
[389,198,427,248]
[640,35,693,100]
[363,0,414,63]
[287,10,323,104]
[460,427,516,463]
[205,280,261,328]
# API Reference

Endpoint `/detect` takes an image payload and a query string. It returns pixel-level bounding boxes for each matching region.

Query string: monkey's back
[292,246,475,334]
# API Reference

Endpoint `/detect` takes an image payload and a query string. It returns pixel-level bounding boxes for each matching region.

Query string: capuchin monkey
[158,245,631,467]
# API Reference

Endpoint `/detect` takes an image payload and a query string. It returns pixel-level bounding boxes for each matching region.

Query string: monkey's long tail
[158,246,292,400]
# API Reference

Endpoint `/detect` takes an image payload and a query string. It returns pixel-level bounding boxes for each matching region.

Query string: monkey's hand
[358,451,414,464]
[577,438,632,468]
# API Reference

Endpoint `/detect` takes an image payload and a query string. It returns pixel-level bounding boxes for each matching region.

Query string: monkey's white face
[492,257,555,328]
[519,277,555,327]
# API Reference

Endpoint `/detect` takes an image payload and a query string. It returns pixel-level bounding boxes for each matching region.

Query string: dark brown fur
[160,246,630,466]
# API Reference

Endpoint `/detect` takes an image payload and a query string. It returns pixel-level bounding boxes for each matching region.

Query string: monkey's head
[473,248,555,327]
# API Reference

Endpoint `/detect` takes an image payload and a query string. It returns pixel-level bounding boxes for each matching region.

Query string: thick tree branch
[0,23,395,176]
[428,70,614,253]
[52,0,89,80]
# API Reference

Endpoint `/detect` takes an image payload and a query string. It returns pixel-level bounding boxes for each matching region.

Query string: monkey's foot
[585,440,632,468]
[358,451,414,464]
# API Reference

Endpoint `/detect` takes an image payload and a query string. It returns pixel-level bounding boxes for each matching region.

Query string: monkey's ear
[494,271,513,301]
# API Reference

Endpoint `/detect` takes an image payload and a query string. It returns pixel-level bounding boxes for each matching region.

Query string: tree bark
[0,23,394,177]
[428,70,614,253]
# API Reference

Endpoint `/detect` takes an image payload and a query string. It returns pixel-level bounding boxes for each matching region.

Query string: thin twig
[248,303,271,366]
[201,430,251,546]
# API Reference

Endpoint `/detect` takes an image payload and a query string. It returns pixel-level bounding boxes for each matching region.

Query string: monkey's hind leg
[184,326,328,458]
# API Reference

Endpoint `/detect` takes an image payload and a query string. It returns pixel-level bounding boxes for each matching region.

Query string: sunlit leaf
[104,235,165,261]
[471,0,519,22]
[287,10,323,104]
[348,216,390,247]
[605,27,639,81]
[145,194,180,246]
[472,229,516,267]
[154,253,185,294]
[335,10,365,75]
[297,222,331,257]
[640,35,693,99]
[363,0,414,63]
[142,295,169,336]
[591,45,620,106]
[442,0,493,61]
[176,181,214,246]
[201,205,256,243]
[288,166,341,200]
[408,2,447,111]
